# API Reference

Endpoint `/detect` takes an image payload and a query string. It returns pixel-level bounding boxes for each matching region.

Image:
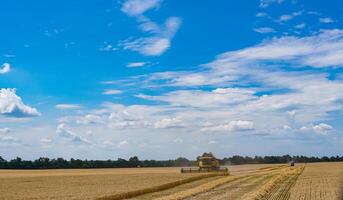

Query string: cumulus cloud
[0,63,10,74]
[300,123,333,135]
[0,88,40,117]
[56,104,81,110]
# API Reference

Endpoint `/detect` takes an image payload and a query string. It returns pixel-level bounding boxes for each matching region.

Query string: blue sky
[0,0,343,160]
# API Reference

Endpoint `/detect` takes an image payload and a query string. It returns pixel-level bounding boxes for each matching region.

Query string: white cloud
[253,27,275,33]
[56,123,90,144]
[76,114,104,125]
[256,12,268,17]
[312,123,333,135]
[0,135,17,143]
[120,17,181,56]
[121,37,170,56]
[137,88,256,108]
[300,123,333,135]
[202,120,254,132]
[127,62,147,67]
[0,128,10,134]
[0,127,17,143]
[56,104,81,110]
[52,29,343,156]
[279,14,293,21]
[0,88,40,117]
[278,11,302,22]
[118,140,129,147]
[120,0,181,57]
[294,23,306,29]
[283,125,292,130]
[40,138,52,143]
[102,89,123,95]
[99,44,117,51]
[319,17,334,24]
[259,0,284,8]
[121,0,162,16]
[211,29,343,68]
[154,118,183,129]
[208,140,217,144]
[0,63,10,74]
[103,140,113,145]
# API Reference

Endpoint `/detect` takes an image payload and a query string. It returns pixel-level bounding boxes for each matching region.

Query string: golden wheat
[290,162,343,200]
[242,166,304,200]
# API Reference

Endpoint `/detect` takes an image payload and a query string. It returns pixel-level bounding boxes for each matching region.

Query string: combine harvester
[181,152,229,174]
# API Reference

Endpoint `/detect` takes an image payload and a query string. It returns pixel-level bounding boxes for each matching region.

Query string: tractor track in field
[261,169,302,200]
[183,173,273,200]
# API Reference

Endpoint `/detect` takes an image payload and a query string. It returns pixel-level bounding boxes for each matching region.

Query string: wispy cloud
[294,23,306,29]
[278,11,302,22]
[253,27,276,33]
[121,0,162,16]
[0,63,10,74]
[120,0,181,56]
[319,17,334,23]
[259,0,284,8]
[127,62,148,67]
[102,89,123,95]
[2,54,16,58]
[56,104,82,110]
[99,44,118,51]
[119,17,181,56]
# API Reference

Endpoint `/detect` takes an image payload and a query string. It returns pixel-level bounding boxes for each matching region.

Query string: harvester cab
[181,152,229,174]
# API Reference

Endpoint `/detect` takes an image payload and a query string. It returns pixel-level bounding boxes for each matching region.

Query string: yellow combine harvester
[181,152,229,173]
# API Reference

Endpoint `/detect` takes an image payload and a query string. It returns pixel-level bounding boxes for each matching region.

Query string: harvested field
[0,168,196,200]
[1,163,342,200]
[290,162,343,200]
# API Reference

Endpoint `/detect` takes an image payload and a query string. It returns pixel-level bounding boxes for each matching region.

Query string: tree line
[0,155,342,169]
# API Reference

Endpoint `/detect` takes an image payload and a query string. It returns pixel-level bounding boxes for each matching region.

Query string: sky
[0,0,343,160]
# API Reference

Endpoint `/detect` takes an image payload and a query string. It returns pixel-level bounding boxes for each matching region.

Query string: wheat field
[0,163,342,200]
